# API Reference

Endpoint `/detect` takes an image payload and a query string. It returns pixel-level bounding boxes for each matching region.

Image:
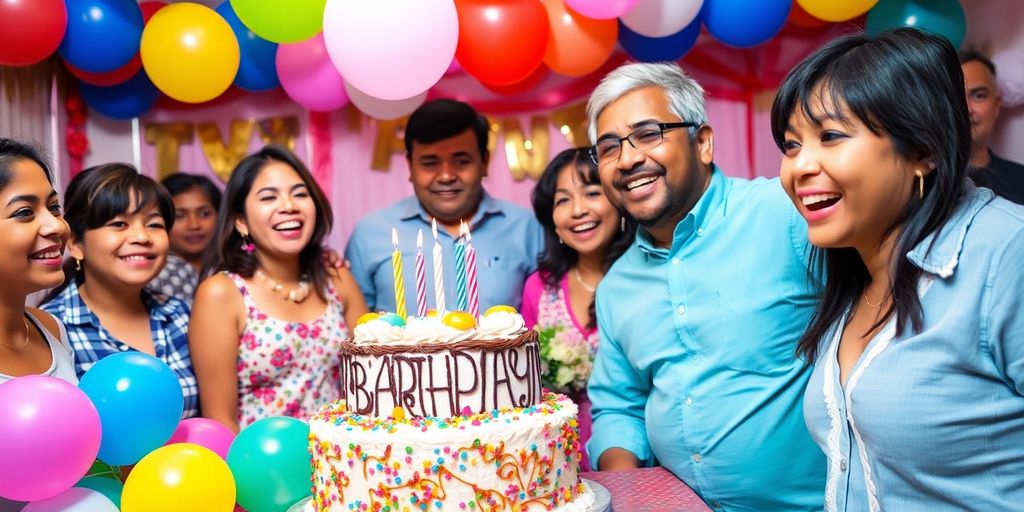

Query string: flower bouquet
[536,326,596,395]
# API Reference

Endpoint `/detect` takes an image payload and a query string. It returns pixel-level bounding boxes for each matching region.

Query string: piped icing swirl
[477,310,526,339]
[351,310,527,345]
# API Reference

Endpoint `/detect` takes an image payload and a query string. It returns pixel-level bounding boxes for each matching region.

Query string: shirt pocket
[710,291,804,375]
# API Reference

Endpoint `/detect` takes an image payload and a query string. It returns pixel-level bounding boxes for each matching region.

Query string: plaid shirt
[42,279,199,418]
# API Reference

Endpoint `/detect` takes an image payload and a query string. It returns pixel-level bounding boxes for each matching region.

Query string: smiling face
[234,160,316,259]
[70,200,169,289]
[0,159,69,294]
[594,86,713,244]
[169,187,217,262]
[551,164,621,258]
[961,60,1001,150]
[408,128,488,226]
[779,95,926,252]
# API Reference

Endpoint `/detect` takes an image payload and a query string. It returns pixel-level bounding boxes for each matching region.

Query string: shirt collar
[907,185,993,278]
[399,190,504,227]
[59,279,170,325]
[636,165,727,256]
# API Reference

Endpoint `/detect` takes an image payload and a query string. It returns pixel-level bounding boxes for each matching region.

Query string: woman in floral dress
[522,148,636,470]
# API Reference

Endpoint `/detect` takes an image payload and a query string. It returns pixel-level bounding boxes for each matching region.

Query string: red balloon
[484,64,549,96]
[139,1,169,24]
[455,0,550,86]
[0,0,67,67]
[789,2,829,28]
[66,54,143,87]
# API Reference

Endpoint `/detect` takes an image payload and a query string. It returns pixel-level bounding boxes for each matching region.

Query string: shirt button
[697,228,705,236]
[672,257,681,265]
[676,305,686,315]
[840,459,848,472]
[692,453,702,463]
[684,397,694,406]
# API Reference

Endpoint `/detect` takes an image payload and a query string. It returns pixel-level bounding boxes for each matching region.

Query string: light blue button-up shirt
[588,167,826,511]
[804,187,1024,512]
[344,192,544,313]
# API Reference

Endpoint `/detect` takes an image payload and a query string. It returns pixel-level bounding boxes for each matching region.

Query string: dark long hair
[531,147,637,328]
[202,145,334,300]
[0,138,54,193]
[770,28,971,361]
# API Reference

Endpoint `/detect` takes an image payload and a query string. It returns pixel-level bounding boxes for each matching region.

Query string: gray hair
[586,62,708,143]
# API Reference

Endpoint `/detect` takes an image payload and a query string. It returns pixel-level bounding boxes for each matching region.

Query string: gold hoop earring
[915,170,924,200]
[74,258,81,271]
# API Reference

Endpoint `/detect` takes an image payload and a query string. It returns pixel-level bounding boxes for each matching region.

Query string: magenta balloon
[564,0,641,19]
[0,376,102,502]
[275,34,348,111]
[445,58,462,76]
[323,0,458,100]
[166,418,236,460]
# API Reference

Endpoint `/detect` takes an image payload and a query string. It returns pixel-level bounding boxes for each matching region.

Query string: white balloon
[23,488,118,512]
[345,82,428,121]
[621,0,705,38]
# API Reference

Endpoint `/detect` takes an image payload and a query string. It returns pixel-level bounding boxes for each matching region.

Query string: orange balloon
[541,0,617,77]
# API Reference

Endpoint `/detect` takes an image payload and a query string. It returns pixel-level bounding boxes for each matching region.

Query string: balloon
[866,0,966,48]
[484,65,549,96]
[323,0,458,101]
[276,34,349,112]
[78,352,184,466]
[229,0,325,44]
[563,0,639,19]
[139,1,167,23]
[141,3,241,103]
[0,376,101,502]
[541,0,618,77]
[22,487,118,512]
[165,418,236,460]
[121,444,235,512]
[78,70,159,120]
[446,58,463,76]
[74,476,123,509]
[58,0,143,73]
[455,0,551,86]
[345,83,428,120]
[65,54,142,87]
[215,1,278,92]
[619,19,701,62]
[621,0,703,38]
[703,0,791,48]
[797,0,878,22]
[0,0,67,67]
[789,2,831,28]
[227,417,311,512]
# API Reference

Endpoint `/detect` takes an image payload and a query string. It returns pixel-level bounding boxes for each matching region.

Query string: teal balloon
[75,476,123,509]
[866,0,966,48]
[227,417,311,512]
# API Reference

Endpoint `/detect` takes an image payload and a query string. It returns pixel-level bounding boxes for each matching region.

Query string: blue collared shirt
[344,192,544,313]
[805,187,1024,512]
[42,279,199,418]
[588,167,825,511]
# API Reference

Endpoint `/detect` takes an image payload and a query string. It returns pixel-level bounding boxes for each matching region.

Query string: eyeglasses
[588,121,696,165]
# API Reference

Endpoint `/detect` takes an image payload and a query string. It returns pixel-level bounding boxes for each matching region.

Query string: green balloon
[76,475,124,509]
[227,417,312,512]
[229,0,326,44]
[866,0,966,48]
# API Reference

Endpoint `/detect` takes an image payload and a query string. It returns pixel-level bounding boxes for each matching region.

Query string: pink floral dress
[226,272,348,427]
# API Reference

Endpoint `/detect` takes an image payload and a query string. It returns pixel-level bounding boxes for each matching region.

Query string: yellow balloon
[122,443,236,512]
[796,0,878,22]
[140,3,240,103]
[442,311,476,331]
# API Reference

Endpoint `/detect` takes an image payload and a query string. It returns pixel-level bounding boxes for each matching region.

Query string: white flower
[555,366,577,387]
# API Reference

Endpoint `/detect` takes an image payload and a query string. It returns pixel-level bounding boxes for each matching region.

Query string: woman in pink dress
[522,147,636,470]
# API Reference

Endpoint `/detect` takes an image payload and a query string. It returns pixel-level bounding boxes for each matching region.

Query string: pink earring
[241,234,255,254]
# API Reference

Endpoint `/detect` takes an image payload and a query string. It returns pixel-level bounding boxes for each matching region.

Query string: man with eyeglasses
[585,62,824,511]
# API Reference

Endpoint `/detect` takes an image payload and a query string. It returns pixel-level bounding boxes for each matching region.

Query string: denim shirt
[804,187,1024,511]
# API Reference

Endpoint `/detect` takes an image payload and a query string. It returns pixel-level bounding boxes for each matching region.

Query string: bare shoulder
[194,273,243,307]
[26,307,61,338]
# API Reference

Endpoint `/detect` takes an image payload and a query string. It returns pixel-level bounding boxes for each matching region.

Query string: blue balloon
[78,352,184,466]
[866,0,966,49]
[702,0,790,48]
[78,71,159,120]
[619,19,701,62]
[58,0,143,73]
[216,1,279,92]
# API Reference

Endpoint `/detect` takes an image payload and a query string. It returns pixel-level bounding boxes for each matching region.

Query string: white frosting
[477,311,527,340]
[352,319,405,344]
[351,312,527,345]
[403,315,476,344]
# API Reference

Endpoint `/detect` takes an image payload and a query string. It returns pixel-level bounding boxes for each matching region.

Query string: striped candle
[415,229,427,317]
[466,224,480,318]
[391,227,407,319]
[453,223,468,312]
[431,219,446,314]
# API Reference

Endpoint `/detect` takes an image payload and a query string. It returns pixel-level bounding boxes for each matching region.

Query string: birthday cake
[307,308,596,511]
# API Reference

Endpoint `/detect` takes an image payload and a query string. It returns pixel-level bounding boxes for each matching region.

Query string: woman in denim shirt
[772,28,1024,511]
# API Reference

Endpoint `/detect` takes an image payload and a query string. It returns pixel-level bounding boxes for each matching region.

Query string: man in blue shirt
[345,99,544,313]
[585,62,825,510]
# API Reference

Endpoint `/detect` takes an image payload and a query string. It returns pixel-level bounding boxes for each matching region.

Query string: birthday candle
[391,227,407,319]
[431,219,446,314]
[466,224,480,318]
[453,222,468,312]
[415,229,427,317]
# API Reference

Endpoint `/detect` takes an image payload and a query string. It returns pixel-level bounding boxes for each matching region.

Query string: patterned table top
[581,467,712,512]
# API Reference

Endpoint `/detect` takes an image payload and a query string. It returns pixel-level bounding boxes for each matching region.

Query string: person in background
[775,28,1024,510]
[345,99,543,313]
[148,173,221,306]
[42,163,197,418]
[189,145,367,432]
[959,49,1024,203]
[521,147,636,472]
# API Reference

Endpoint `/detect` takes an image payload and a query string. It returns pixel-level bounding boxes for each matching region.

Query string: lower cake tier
[308,393,593,512]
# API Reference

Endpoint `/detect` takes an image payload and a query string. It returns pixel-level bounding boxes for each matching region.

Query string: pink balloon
[0,376,102,502]
[166,418,236,460]
[323,0,458,100]
[564,0,641,19]
[345,82,427,120]
[276,34,349,112]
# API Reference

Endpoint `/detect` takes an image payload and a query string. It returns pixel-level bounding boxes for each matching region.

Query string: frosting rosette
[352,318,406,344]
[477,310,526,339]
